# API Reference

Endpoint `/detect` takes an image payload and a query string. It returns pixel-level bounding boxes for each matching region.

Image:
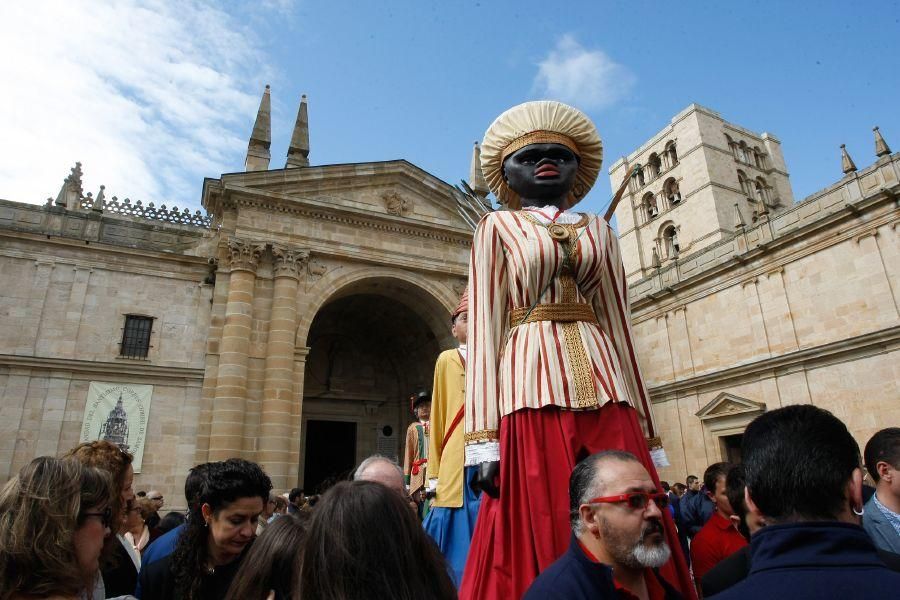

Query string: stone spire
[244,85,272,172]
[54,162,84,209]
[469,141,489,198]
[840,144,857,174]
[286,94,310,168]
[873,126,891,158]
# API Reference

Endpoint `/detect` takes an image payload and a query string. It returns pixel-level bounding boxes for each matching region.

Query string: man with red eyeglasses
[524,450,684,599]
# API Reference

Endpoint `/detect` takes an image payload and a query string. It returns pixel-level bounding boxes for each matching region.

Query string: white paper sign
[80,382,153,472]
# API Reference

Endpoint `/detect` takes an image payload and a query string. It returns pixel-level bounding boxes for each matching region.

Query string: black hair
[660,481,670,492]
[725,465,751,541]
[703,462,731,493]
[184,463,211,510]
[300,480,455,600]
[864,428,900,483]
[157,511,186,534]
[569,450,639,532]
[686,475,698,486]
[742,404,860,522]
[289,487,304,503]
[170,459,272,599]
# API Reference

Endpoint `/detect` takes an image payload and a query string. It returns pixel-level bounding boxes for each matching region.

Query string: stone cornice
[648,325,900,401]
[0,354,205,384]
[0,231,212,281]
[220,187,474,247]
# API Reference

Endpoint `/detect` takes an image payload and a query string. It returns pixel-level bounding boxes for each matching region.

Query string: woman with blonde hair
[64,440,138,597]
[0,456,115,600]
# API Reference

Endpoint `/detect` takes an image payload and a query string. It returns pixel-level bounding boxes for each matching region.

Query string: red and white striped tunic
[464,209,654,448]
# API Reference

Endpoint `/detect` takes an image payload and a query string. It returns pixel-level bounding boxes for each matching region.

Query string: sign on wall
[80,382,153,473]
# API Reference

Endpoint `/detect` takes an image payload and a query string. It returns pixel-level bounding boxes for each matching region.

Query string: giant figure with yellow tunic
[422,290,481,586]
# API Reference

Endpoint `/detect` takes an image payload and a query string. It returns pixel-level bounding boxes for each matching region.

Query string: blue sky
[2,1,898,215]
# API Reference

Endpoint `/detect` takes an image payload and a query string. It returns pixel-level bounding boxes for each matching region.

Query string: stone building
[0,94,896,501]
[609,105,898,482]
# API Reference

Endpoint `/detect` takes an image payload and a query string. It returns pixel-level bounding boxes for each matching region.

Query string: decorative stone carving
[271,244,310,278]
[226,238,266,272]
[307,259,328,278]
[383,192,411,216]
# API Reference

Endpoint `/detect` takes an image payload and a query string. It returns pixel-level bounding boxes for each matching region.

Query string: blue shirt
[523,534,616,599]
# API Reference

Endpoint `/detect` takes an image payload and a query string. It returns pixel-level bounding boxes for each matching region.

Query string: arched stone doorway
[298,277,452,494]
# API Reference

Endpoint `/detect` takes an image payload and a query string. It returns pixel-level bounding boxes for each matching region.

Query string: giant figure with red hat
[459,101,694,599]
[422,288,481,586]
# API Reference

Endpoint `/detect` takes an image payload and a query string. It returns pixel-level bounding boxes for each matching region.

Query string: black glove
[470,460,500,499]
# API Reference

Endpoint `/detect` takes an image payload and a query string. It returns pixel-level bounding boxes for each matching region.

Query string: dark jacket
[101,536,139,597]
[680,490,714,537]
[524,534,681,600]
[139,548,246,600]
[710,521,900,599]
[523,534,616,599]
[702,542,900,598]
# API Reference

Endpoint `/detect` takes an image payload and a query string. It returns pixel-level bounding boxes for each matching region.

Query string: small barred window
[120,315,154,359]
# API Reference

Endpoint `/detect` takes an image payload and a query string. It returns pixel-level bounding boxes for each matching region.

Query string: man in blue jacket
[713,405,900,600]
[524,450,682,599]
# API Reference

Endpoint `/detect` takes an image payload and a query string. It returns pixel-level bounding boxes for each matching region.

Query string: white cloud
[0,1,282,210]
[533,35,636,111]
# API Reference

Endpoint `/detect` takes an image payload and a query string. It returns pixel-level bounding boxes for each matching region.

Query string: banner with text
[80,382,153,472]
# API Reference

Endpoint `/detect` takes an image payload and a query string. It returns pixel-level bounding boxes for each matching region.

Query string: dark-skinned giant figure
[459,101,694,599]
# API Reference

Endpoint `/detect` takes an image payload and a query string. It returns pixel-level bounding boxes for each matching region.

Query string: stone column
[208,239,265,461]
[287,346,310,489]
[258,245,308,489]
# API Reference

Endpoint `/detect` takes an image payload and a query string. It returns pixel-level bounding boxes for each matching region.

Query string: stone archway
[297,276,452,493]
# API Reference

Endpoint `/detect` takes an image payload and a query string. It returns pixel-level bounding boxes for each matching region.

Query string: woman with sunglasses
[0,456,116,600]
[139,458,272,600]
[64,440,138,598]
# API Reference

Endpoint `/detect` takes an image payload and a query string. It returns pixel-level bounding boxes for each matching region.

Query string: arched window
[737,170,751,198]
[755,177,769,205]
[738,141,749,163]
[636,165,645,187]
[643,192,658,219]
[664,178,681,205]
[647,153,662,179]
[753,147,766,169]
[725,134,736,160]
[665,141,678,168]
[663,225,680,258]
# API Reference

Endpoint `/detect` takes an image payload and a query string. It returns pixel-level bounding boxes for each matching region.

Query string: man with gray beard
[524,450,683,599]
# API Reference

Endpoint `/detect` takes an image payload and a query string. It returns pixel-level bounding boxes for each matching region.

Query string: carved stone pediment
[696,392,766,421]
[382,192,411,216]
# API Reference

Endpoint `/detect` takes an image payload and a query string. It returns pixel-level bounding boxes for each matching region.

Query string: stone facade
[609,104,794,283]
[0,193,215,500]
[609,108,899,483]
[1,99,896,505]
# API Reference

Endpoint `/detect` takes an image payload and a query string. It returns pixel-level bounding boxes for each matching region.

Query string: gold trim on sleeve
[464,430,499,444]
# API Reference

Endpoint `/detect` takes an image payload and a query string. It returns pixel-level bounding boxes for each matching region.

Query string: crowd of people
[0,409,896,599]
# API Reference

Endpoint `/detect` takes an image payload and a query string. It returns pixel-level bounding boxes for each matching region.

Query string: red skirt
[459,403,695,600]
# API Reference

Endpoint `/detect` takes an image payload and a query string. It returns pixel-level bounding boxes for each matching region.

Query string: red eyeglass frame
[586,491,669,510]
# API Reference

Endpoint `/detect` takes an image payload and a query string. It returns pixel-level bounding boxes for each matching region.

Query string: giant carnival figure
[459,101,693,599]
[423,289,481,586]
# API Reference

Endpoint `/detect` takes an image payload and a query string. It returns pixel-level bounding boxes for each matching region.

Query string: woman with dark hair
[300,480,456,600]
[225,513,309,600]
[139,458,272,600]
[64,440,138,598]
[0,456,115,600]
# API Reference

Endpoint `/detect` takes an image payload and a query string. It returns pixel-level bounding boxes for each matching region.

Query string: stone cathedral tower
[609,104,795,283]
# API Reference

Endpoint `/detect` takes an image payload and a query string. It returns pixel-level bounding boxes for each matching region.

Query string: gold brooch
[548,223,569,242]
